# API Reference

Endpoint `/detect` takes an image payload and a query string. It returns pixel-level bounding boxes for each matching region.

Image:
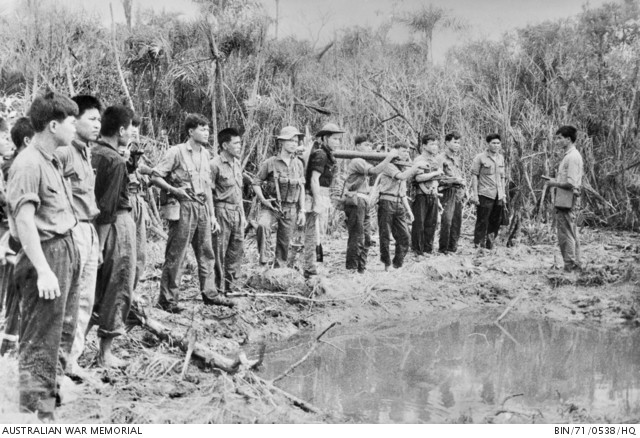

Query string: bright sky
[0,0,612,62]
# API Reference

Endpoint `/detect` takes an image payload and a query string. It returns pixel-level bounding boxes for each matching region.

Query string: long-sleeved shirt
[55,139,100,221]
[91,140,131,225]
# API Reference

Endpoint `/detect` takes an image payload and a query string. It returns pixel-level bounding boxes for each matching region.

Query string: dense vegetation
[1,0,639,229]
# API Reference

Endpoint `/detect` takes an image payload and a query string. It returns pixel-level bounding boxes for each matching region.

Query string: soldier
[304,123,342,278]
[252,126,306,268]
[211,128,245,293]
[0,117,34,356]
[545,125,583,272]
[377,142,422,270]
[470,133,507,250]
[151,114,232,313]
[54,95,101,375]
[343,136,397,273]
[90,105,137,367]
[411,134,444,256]
[7,92,81,420]
[438,131,466,254]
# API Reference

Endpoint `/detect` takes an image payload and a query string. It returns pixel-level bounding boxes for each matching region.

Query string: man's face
[281,137,298,154]
[422,140,439,155]
[117,122,134,147]
[488,138,501,154]
[356,141,373,153]
[554,134,570,149]
[446,137,461,154]
[76,108,101,143]
[223,136,242,159]
[398,147,410,161]
[129,125,140,147]
[190,124,210,145]
[53,116,77,147]
[325,133,342,149]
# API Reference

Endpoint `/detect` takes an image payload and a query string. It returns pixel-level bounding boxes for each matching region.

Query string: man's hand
[211,218,220,234]
[36,267,61,300]
[296,210,306,227]
[470,194,479,206]
[261,198,276,211]
[407,211,415,223]
[387,149,400,159]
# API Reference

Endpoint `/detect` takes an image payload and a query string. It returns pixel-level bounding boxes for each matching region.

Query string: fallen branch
[496,291,526,323]
[180,330,196,380]
[245,373,323,414]
[226,291,359,303]
[501,393,524,407]
[128,304,258,373]
[271,321,340,384]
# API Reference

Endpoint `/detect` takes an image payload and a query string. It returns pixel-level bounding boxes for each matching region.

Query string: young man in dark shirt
[304,123,342,278]
[7,92,81,420]
[90,105,137,368]
[438,131,467,254]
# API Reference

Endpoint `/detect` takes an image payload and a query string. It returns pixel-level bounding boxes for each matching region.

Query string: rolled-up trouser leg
[556,208,580,269]
[191,202,217,300]
[16,234,80,416]
[69,222,99,367]
[94,212,136,338]
[256,208,277,265]
[158,201,199,306]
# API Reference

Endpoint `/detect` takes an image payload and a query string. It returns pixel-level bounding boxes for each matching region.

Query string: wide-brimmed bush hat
[315,123,345,138]
[276,126,303,140]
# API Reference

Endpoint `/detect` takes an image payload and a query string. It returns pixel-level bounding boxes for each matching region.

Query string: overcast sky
[0,0,612,62]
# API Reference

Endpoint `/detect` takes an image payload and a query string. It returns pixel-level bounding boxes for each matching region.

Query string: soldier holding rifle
[252,126,306,268]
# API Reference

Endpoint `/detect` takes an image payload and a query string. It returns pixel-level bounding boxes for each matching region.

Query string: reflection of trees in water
[262,313,640,422]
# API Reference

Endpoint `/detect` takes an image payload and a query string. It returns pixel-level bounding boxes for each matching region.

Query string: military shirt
[557,146,583,189]
[7,140,77,241]
[92,140,131,224]
[253,155,305,204]
[211,154,243,205]
[378,163,407,198]
[55,139,100,221]
[471,151,506,200]
[344,158,373,194]
[153,142,212,195]
[413,153,442,194]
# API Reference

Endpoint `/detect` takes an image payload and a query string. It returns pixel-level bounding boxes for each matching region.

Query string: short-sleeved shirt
[413,153,442,194]
[7,141,77,241]
[471,151,506,200]
[253,155,305,204]
[438,150,465,194]
[91,140,131,225]
[152,143,212,195]
[344,158,373,194]
[557,146,583,189]
[55,140,100,221]
[378,163,407,198]
[211,154,243,205]
[306,144,336,188]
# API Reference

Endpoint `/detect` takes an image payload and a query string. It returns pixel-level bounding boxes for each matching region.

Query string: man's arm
[310,170,322,212]
[415,169,444,183]
[368,150,399,175]
[150,149,191,201]
[251,160,276,210]
[14,203,60,299]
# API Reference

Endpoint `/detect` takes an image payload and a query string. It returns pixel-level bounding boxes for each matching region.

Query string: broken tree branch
[271,322,339,384]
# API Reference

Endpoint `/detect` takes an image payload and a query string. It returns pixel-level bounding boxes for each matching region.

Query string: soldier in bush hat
[303,123,343,278]
[252,126,306,268]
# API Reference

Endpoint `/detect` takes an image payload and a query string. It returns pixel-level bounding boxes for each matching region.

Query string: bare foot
[97,338,126,368]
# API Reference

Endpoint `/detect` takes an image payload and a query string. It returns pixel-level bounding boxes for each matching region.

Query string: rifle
[332,149,431,170]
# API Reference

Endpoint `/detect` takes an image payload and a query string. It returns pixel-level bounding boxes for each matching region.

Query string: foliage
[1,0,640,228]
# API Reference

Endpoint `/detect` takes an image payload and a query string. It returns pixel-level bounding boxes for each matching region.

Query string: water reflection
[259,311,640,423]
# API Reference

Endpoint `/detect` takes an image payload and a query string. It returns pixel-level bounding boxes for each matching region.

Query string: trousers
[473,195,503,249]
[345,197,371,272]
[378,199,410,268]
[256,203,297,268]
[556,207,581,269]
[439,188,464,253]
[411,193,439,255]
[213,204,244,292]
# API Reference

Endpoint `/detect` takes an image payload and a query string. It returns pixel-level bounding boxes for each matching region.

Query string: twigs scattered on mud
[271,321,340,384]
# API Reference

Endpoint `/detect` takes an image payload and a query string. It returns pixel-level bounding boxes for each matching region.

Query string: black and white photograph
[0,0,639,429]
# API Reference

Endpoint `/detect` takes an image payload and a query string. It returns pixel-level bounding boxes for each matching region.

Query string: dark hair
[392,142,410,150]
[555,125,577,143]
[218,127,240,147]
[421,134,438,145]
[100,105,134,137]
[28,91,79,132]
[354,134,369,146]
[71,95,102,117]
[444,131,461,143]
[486,133,501,143]
[132,114,141,128]
[10,117,35,149]
[184,113,209,136]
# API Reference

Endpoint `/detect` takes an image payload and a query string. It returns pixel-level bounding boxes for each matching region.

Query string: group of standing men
[0,89,584,422]
[342,127,583,274]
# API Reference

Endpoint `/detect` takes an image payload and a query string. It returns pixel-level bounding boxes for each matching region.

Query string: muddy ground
[1,219,639,424]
